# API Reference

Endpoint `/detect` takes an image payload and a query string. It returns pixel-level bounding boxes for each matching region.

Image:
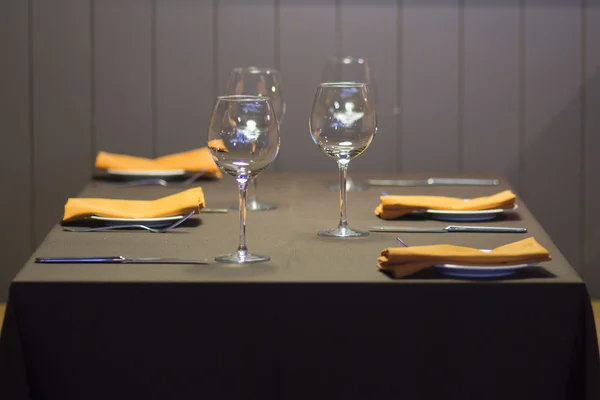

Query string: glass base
[215,252,270,264]
[326,180,369,192]
[317,226,369,238]
[231,199,278,211]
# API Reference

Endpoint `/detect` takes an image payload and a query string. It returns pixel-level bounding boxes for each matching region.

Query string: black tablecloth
[0,173,598,399]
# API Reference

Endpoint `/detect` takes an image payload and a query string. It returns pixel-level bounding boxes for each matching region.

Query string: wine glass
[208,95,280,263]
[321,56,376,192]
[309,82,377,238]
[224,66,286,211]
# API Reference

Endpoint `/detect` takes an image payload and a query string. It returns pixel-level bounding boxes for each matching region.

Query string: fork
[99,170,207,188]
[62,210,195,233]
[395,237,491,253]
[396,237,408,247]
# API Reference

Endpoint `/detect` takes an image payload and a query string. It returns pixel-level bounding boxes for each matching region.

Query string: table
[0,173,598,400]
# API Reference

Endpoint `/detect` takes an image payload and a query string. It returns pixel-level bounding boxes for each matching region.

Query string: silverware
[202,208,229,214]
[182,169,208,184]
[99,178,171,187]
[369,225,527,233]
[35,256,210,265]
[63,210,195,233]
[394,237,493,253]
[98,169,207,188]
[367,178,499,187]
[396,237,408,247]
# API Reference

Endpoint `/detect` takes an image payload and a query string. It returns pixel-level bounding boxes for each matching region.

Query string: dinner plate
[106,169,187,178]
[415,205,519,222]
[88,215,185,227]
[434,262,536,278]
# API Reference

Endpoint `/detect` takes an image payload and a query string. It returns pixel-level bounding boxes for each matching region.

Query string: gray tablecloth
[0,173,598,399]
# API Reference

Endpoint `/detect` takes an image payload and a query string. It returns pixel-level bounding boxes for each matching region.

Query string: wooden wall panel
[155,0,214,155]
[463,1,520,188]
[401,1,461,173]
[523,0,582,270]
[278,0,336,172]
[31,0,92,245]
[0,0,31,301]
[94,0,153,156]
[584,0,600,295]
[339,0,399,173]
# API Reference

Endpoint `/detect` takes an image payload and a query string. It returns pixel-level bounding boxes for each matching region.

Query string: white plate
[106,169,187,178]
[416,205,519,222]
[434,262,536,278]
[89,215,185,227]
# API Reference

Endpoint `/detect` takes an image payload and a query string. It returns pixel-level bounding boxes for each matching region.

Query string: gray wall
[0,0,598,299]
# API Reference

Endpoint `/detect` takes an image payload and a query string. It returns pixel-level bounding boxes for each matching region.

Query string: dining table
[0,172,598,400]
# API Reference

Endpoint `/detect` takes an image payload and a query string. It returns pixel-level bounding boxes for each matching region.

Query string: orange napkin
[95,147,222,178]
[375,190,516,220]
[62,188,205,222]
[207,139,228,153]
[377,237,551,278]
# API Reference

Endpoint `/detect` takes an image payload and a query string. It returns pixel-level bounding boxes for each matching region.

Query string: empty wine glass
[309,82,377,238]
[321,56,376,192]
[208,95,280,263]
[224,66,286,211]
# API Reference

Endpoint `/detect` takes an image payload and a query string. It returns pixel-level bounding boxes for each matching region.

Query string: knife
[367,178,499,187]
[368,225,527,233]
[35,256,211,265]
[202,208,229,213]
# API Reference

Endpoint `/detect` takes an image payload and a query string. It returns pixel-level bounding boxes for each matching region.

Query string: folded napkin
[62,188,205,222]
[95,147,222,178]
[375,190,517,220]
[377,237,551,278]
[207,139,228,152]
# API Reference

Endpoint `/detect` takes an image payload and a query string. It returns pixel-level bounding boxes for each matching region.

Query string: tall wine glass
[309,82,377,238]
[224,66,286,211]
[208,95,280,263]
[321,56,376,192]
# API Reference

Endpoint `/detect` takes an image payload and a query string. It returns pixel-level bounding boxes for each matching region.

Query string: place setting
[92,146,223,187]
[37,65,286,268]
[372,189,519,222]
[377,237,554,280]
[363,180,551,279]
[301,74,551,282]
[58,187,206,233]
[38,93,280,268]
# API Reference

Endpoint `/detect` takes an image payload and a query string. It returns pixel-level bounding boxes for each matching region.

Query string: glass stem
[236,178,249,258]
[337,160,349,229]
